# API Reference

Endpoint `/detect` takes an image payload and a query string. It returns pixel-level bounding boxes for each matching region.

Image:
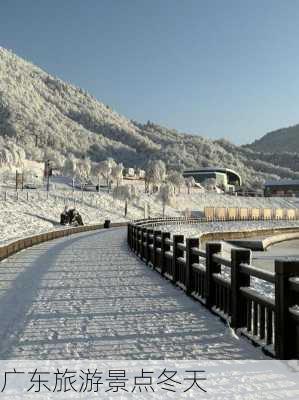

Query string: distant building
[183,167,242,191]
[264,180,299,197]
[137,169,145,179]
[123,167,135,177]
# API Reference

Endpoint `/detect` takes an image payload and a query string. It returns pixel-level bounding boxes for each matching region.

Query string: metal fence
[128,221,299,359]
[0,190,102,208]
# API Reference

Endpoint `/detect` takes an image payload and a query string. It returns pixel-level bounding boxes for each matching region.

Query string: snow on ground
[1,175,299,245]
[156,220,299,242]
[0,227,267,359]
[165,191,299,214]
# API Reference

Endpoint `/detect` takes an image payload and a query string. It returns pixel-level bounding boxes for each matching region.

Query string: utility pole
[45,160,52,191]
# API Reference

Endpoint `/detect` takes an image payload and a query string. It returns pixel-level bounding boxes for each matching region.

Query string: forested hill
[1,46,299,186]
[248,124,299,154]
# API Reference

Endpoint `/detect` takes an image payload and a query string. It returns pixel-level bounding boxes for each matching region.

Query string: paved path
[0,228,266,359]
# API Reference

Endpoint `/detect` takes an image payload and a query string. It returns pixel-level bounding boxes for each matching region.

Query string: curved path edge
[0,222,127,261]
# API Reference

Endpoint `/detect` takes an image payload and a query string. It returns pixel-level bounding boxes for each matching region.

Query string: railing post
[141,228,147,260]
[153,230,162,269]
[127,224,131,247]
[146,229,154,265]
[134,226,139,254]
[205,242,222,308]
[138,227,143,256]
[161,232,170,276]
[231,248,251,328]
[275,260,298,359]
[132,226,137,253]
[185,238,199,295]
[172,235,184,283]
[144,229,150,264]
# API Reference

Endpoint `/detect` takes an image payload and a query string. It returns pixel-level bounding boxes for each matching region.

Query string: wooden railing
[131,216,204,226]
[127,221,299,359]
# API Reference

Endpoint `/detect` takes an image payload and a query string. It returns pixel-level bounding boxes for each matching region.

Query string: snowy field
[1,174,299,244]
[0,227,266,359]
[156,220,299,242]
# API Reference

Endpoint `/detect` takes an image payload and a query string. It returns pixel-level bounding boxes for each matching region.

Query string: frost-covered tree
[96,158,117,190]
[111,162,123,187]
[0,143,25,169]
[158,182,175,217]
[113,184,136,216]
[185,176,195,194]
[43,148,64,171]
[203,178,217,191]
[63,157,77,189]
[0,148,14,167]
[167,170,185,193]
[1,47,299,187]
[75,159,91,190]
[145,160,166,193]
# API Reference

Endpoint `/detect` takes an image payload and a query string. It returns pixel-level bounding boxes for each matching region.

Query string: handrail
[177,242,186,251]
[191,247,206,257]
[240,263,275,284]
[289,277,299,293]
[212,253,232,268]
[128,218,299,359]
[240,286,275,310]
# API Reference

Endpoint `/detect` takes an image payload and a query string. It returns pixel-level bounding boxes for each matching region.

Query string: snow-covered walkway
[0,228,266,359]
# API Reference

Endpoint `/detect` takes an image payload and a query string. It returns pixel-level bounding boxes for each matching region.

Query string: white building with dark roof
[183,167,242,191]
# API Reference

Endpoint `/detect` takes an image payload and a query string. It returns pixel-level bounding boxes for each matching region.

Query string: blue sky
[1,0,299,144]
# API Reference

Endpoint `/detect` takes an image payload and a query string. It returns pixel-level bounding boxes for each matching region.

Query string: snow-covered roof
[265,179,299,187]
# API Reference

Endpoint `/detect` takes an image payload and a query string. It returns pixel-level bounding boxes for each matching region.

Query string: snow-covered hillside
[1,47,299,185]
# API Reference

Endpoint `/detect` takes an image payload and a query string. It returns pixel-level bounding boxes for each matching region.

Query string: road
[0,228,265,359]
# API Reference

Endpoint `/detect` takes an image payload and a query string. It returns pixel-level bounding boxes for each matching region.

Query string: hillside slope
[249,124,299,154]
[1,46,299,186]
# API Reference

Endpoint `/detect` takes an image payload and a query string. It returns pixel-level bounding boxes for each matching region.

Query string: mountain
[249,124,299,154]
[1,46,299,186]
